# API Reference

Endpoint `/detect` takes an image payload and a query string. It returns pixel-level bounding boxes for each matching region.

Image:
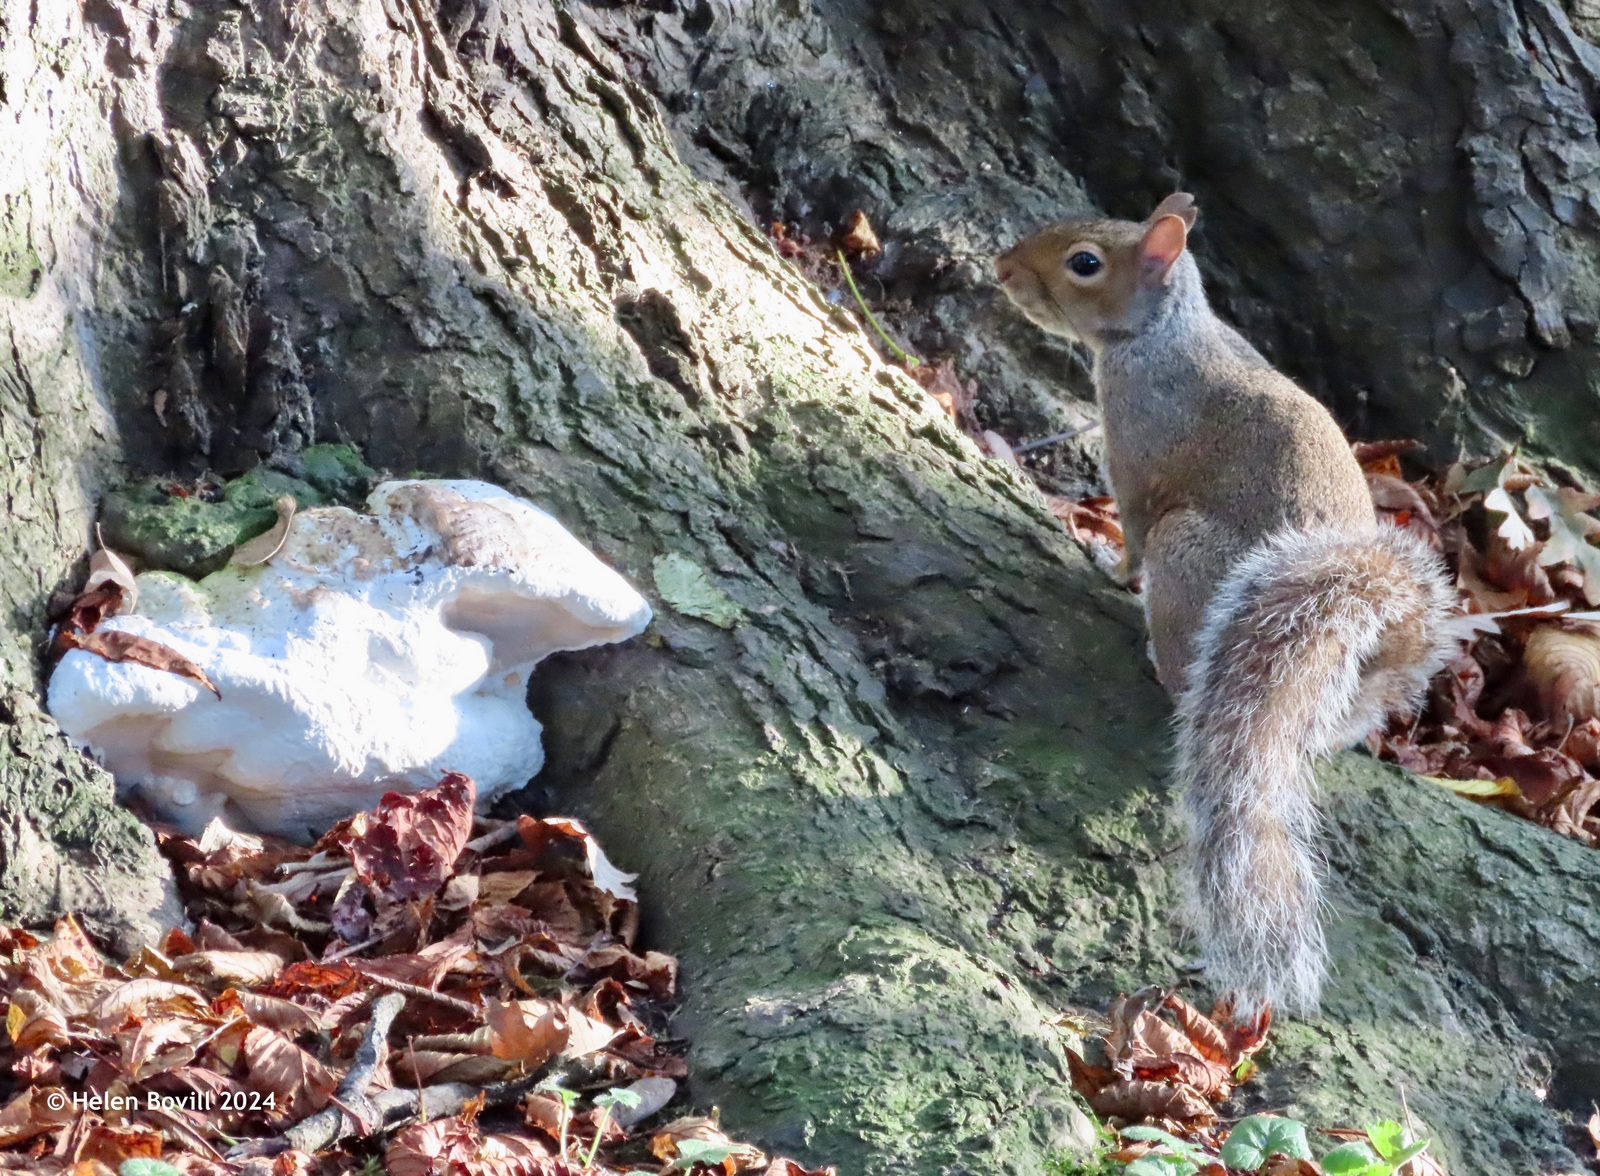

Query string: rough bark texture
[591,0,1600,491]
[1,1,1598,1174]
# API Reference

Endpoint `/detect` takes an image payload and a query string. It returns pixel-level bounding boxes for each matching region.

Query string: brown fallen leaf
[242,1025,335,1124]
[83,546,139,614]
[62,585,126,635]
[223,988,321,1036]
[485,997,567,1066]
[765,1160,838,1176]
[836,210,881,259]
[174,950,285,987]
[1263,1157,1321,1176]
[1128,1052,1233,1100]
[517,817,639,904]
[6,991,70,1053]
[76,1124,163,1168]
[1161,993,1231,1066]
[1352,438,1421,473]
[1049,494,1126,550]
[907,358,975,430]
[577,946,678,1002]
[324,772,476,901]
[390,1104,559,1176]
[1085,1077,1215,1126]
[56,627,219,698]
[0,1088,78,1147]
[650,1115,767,1173]
[229,495,297,568]
[1064,1045,1118,1098]
[1522,623,1600,726]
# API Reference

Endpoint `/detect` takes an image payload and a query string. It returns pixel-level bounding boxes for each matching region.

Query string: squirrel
[994,193,1456,1014]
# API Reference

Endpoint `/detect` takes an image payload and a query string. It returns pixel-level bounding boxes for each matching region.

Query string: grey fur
[1176,526,1456,1012]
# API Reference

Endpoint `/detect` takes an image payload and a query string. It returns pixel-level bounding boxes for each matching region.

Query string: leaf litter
[1051,442,1600,850]
[0,772,834,1176]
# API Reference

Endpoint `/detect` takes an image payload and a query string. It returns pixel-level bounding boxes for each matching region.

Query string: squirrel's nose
[995,257,1017,285]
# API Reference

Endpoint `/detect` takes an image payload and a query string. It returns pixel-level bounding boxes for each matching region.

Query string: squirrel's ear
[1149,192,1199,230]
[1139,214,1189,284]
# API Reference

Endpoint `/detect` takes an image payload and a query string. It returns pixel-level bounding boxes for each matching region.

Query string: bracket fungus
[47,480,653,839]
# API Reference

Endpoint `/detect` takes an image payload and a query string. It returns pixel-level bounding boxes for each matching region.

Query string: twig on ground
[464,822,521,855]
[231,1076,540,1158]
[1012,422,1100,454]
[360,972,480,1016]
[228,992,403,1159]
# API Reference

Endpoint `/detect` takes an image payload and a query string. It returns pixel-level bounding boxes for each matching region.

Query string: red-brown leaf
[56,627,219,697]
[324,772,476,901]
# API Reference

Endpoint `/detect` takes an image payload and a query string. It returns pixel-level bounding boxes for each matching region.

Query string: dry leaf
[1162,993,1232,1066]
[485,997,567,1066]
[1522,623,1600,725]
[1483,486,1536,550]
[229,495,298,568]
[242,1025,334,1123]
[836,210,881,259]
[764,1162,837,1176]
[651,1116,767,1172]
[83,547,139,615]
[325,772,476,901]
[517,817,638,903]
[1087,1078,1215,1125]
[1420,775,1522,799]
[907,358,974,429]
[6,992,69,1053]
[174,950,285,987]
[56,627,219,698]
[76,1124,163,1167]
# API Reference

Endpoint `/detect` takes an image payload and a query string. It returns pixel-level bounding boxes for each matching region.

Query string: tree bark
[0,1,1597,1174]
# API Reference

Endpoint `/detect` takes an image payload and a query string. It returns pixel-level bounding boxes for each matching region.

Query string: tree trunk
[1,1,1597,1174]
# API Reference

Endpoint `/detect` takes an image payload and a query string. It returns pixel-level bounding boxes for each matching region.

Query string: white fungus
[47,480,653,839]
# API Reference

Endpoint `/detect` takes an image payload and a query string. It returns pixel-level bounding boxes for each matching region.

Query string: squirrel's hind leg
[1142,509,1239,698]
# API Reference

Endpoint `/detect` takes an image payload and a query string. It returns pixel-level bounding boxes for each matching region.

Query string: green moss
[102,470,320,578]
[0,196,40,299]
[299,443,378,504]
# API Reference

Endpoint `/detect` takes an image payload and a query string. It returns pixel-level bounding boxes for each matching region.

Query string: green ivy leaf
[1367,1120,1405,1160]
[120,1163,183,1176]
[1386,1140,1432,1169]
[1123,1157,1194,1176]
[1219,1115,1312,1169]
[672,1140,740,1171]
[1320,1142,1386,1176]
[1119,1126,1215,1164]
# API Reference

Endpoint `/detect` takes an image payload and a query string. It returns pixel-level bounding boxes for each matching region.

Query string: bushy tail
[1175,526,1454,1014]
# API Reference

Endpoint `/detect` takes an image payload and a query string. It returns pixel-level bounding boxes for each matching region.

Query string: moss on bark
[0,0,1596,1172]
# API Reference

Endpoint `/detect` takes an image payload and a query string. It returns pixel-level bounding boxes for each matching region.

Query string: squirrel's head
[994,193,1200,349]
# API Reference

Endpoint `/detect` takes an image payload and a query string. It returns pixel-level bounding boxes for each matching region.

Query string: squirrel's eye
[1066,251,1103,278]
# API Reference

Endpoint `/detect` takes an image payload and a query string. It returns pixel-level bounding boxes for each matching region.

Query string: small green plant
[835,250,918,367]
[538,1077,581,1159]
[583,1086,644,1168]
[1219,1114,1312,1170]
[1320,1119,1432,1175]
[1120,1125,1219,1176]
[670,1138,741,1171]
